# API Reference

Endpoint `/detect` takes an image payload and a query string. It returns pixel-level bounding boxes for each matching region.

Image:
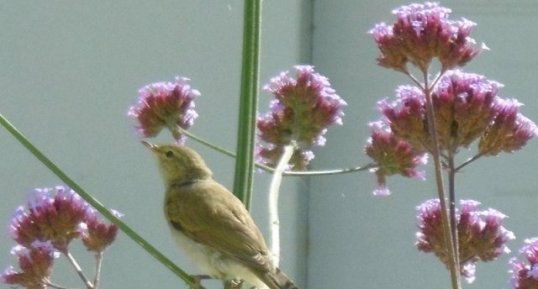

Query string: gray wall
[310,1,538,289]
[1,1,538,289]
[0,1,310,288]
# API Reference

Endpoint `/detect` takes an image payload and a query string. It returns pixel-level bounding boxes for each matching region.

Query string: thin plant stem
[172,125,236,158]
[93,252,104,289]
[455,153,483,172]
[64,251,93,289]
[447,150,460,278]
[419,70,461,289]
[282,163,375,176]
[172,125,374,176]
[0,114,203,289]
[268,144,295,267]
[45,280,73,289]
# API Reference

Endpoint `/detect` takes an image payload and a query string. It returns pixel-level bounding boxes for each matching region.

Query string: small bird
[143,141,298,289]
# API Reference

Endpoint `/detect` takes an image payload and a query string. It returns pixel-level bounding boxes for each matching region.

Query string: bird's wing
[165,180,274,272]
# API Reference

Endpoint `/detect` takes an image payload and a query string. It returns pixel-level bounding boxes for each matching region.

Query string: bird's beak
[141,140,158,152]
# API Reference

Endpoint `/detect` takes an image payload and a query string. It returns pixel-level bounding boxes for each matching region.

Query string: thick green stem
[233,0,262,208]
[0,114,202,289]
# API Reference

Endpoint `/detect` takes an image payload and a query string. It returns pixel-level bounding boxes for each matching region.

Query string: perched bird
[143,141,298,289]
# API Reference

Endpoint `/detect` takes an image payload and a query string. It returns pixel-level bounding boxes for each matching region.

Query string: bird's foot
[189,274,212,289]
[224,279,244,289]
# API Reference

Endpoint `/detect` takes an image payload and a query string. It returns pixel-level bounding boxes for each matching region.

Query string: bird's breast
[167,223,268,289]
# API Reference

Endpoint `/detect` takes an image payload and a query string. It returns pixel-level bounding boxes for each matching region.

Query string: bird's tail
[258,268,299,289]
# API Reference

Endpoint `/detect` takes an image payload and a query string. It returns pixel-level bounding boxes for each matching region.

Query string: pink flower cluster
[365,122,426,196]
[370,2,483,72]
[510,238,538,289]
[416,199,514,282]
[1,242,57,289]
[257,65,347,169]
[366,70,537,193]
[129,76,199,144]
[1,186,118,288]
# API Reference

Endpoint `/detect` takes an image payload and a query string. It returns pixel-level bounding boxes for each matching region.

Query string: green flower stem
[233,0,262,209]
[176,125,374,176]
[174,125,236,159]
[0,114,202,289]
[447,150,459,282]
[420,71,461,289]
[283,163,374,176]
[268,144,295,267]
[454,153,483,172]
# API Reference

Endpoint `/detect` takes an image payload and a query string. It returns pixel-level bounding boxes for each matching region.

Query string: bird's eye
[165,150,174,158]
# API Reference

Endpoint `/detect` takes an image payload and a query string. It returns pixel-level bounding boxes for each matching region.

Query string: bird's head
[142,141,212,184]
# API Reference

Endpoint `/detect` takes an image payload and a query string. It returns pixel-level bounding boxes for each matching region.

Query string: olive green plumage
[144,142,297,289]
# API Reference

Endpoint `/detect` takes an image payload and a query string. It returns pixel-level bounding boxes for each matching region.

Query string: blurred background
[1,1,537,289]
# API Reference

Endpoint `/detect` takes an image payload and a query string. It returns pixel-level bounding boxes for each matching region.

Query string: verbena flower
[479,98,538,156]
[378,85,429,152]
[378,70,535,155]
[365,121,427,195]
[370,2,484,72]
[9,186,93,251]
[416,199,514,283]
[257,65,346,169]
[8,186,119,254]
[509,238,538,289]
[1,241,59,289]
[81,209,120,253]
[3,186,119,288]
[128,76,199,144]
[432,70,501,151]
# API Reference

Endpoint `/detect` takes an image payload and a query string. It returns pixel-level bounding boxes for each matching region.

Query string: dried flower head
[370,2,484,72]
[365,122,427,195]
[128,76,199,144]
[257,65,346,169]
[9,186,92,251]
[1,241,58,289]
[509,238,538,289]
[416,199,514,283]
[479,98,538,156]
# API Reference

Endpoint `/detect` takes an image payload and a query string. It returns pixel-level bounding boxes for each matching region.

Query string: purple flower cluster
[364,122,426,196]
[1,186,118,288]
[367,70,536,193]
[370,2,483,72]
[129,76,199,144]
[480,98,538,156]
[416,199,514,282]
[510,238,538,289]
[257,65,346,169]
[1,242,57,289]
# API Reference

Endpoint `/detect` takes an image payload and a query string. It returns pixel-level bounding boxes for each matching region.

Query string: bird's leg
[226,279,244,289]
[190,275,212,289]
